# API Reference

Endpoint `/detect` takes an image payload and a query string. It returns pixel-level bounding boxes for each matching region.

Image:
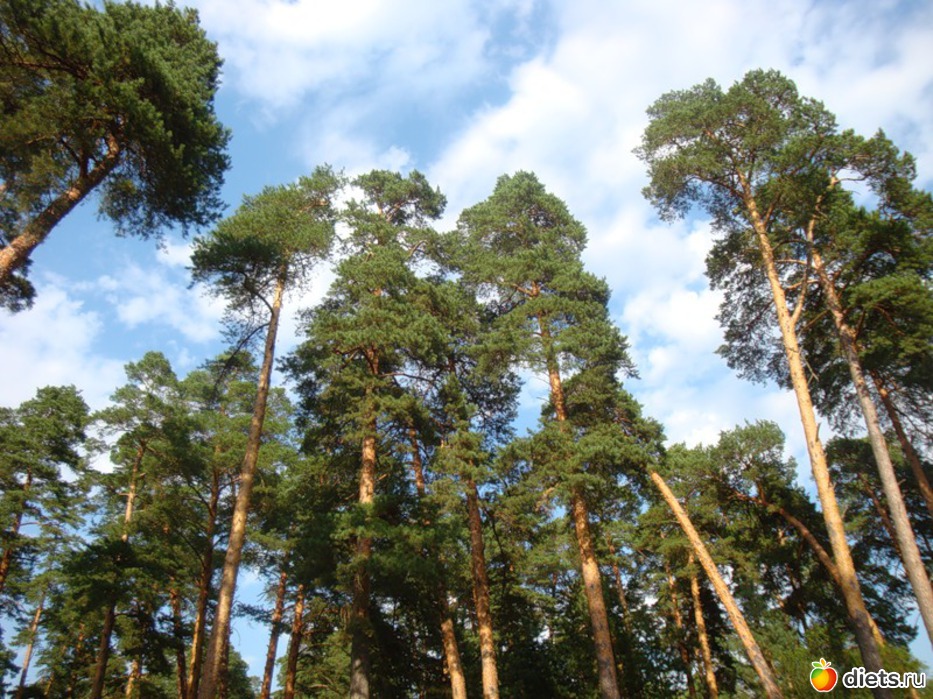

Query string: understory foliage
[0,70,930,699]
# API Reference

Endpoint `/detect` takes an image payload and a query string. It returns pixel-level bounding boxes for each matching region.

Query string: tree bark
[125,658,141,698]
[664,562,697,699]
[198,271,287,699]
[810,242,933,645]
[687,555,718,699]
[466,477,500,699]
[282,584,305,699]
[650,471,783,699]
[260,564,290,699]
[170,585,188,699]
[349,407,377,699]
[741,186,888,694]
[0,135,121,291]
[871,374,933,521]
[0,465,30,595]
[538,313,621,699]
[90,604,117,699]
[187,467,220,699]
[15,595,44,699]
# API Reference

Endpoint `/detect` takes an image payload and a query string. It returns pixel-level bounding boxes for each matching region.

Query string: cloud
[0,282,125,410]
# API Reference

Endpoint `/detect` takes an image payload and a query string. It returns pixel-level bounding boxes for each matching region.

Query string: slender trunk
[871,373,933,522]
[198,271,287,699]
[538,313,621,699]
[259,564,289,699]
[687,554,718,699]
[90,605,117,699]
[15,595,44,699]
[650,471,782,698]
[409,431,468,699]
[0,467,32,594]
[733,487,887,647]
[125,658,141,698]
[466,478,499,698]
[742,188,888,693]
[606,538,633,636]
[439,595,467,699]
[282,584,305,699]
[186,467,219,699]
[349,407,377,699]
[810,243,933,644]
[0,135,121,290]
[664,562,697,699]
[170,585,188,699]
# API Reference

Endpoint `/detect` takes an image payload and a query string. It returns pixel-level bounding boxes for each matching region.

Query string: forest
[1,1,932,698]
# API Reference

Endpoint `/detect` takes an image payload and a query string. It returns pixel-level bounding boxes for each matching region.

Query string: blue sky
[2,0,932,683]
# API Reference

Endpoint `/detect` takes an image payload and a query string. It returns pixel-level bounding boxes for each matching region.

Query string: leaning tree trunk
[466,476,500,699]
[282,584,306,699]
[259,564,290,699]
[651,471,783,699]
[0,135,120,291]
[15,595,44,699]
[687,555,718,699]
[198,270,287,699]
[540,315,621,699]
[871,373,933,521]
[810,242,933,645]
[741,186,888,696]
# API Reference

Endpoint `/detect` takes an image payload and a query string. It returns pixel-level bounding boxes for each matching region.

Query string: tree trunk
[0,467,31,595]
[665,562,697,699]
[349,407,377,699]
[186,467,219,699]
[871,373,933,521]
[90,604,117,699]
[170,585,188,699]
[409,431,468,699]
[15,595,44,699]
[260,564,290,699]
[741,187,888,694]
[0,135,120,291]
[810,243,933,645]
[540,314,620,699]
[198,271,287,699]
[125,658,141,698]
[687,555,718,699]
[650,471,782,698]
[466,477,500,699]
[282,584,306,699]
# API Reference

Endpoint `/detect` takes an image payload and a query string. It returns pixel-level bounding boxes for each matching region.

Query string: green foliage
[0,0,230,309]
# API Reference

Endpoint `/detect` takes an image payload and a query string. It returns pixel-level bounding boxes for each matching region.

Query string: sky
[2,0,932,685]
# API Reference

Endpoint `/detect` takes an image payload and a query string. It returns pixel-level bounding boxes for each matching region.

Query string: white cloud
[0,283,125,410]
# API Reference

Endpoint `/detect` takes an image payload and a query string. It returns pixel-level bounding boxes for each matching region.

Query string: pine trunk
[90,604,117,699]
[871,374,933,521]
[540,314,620,699]
[260,565,290,699]
[0,135,120,290]
[651,471,782,698]
[466,477,500,699]
[186,467,220,699]
[349,407,377,699]
[198,271,287,699]
[688,555,718,699]
[125,658,141,698]
[282,584,305,699]
[170,585,188,699]
[15,596,44,699]
[810,244,933,645]
[742,188,888,695]
[0,467,31,595]
[665,563,697,699]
